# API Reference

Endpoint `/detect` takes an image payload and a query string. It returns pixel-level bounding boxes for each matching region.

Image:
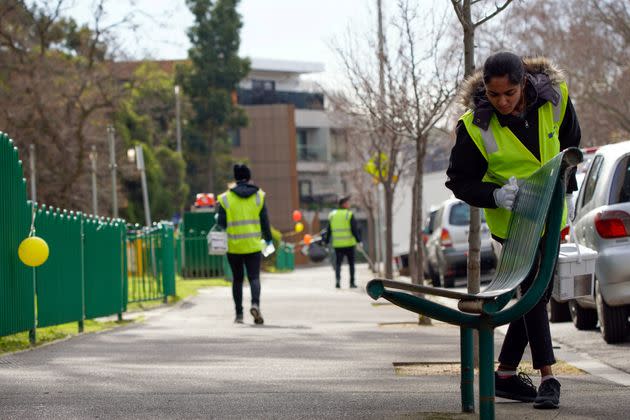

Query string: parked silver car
[571,141,630,343]
[426,198,496,288]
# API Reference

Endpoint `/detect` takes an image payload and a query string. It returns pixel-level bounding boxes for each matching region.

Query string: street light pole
[89,145,98,215]
[174,85,182,154]
[135,145,152,227]
[108,125,118,219]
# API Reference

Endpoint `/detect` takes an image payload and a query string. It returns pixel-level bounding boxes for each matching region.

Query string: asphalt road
[1,264,629,419]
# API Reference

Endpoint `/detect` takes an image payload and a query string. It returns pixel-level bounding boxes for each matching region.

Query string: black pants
[227,252,261,316]
[497,237,558,370]
[334,246,355,285]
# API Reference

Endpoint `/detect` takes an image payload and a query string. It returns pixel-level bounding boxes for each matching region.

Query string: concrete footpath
[1,264,628,419]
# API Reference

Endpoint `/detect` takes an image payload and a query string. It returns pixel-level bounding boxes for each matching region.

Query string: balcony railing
[237,89,324,110]
[297,144,327,162]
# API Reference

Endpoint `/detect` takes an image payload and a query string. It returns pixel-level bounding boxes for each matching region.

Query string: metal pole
[374,188,382,274]
[135,145,152,227]
[90,145,98,215]
[175,85,182,154]
[108,125,119,219]
[29,144,37,202]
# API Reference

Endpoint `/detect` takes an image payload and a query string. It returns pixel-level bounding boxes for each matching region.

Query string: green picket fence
[0,132,33,338]
[180,212,227,278]
[127,223,176,303]
[0,131,175,343]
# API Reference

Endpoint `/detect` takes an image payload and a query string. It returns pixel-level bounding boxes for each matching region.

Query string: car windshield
[449,202,486,226]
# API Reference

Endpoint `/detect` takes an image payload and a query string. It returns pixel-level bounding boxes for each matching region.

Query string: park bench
[366,148,582,420]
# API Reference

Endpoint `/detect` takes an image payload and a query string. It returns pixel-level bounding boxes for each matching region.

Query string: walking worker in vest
[324,195,362,289]
[446,52,581,410]
[217,164,273,325]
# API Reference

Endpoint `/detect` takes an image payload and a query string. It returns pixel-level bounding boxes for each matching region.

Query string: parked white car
[425,198,496,288]
[570,141,630,343]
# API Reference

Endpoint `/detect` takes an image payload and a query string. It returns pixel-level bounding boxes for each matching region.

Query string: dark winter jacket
[446,57,581,209]
[217,181,273,242]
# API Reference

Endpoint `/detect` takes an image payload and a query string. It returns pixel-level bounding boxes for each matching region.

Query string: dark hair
[338,195,351,207]
[233,164,251,181]
[483,52,525,85]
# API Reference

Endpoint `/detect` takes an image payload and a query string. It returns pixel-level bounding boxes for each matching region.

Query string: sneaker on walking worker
[446,52,581,410]
[324,195,362,289]
[217,164,273,325]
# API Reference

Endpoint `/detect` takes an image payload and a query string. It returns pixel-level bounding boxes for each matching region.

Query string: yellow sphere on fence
[18,236,49,267]
[294,222,304,233]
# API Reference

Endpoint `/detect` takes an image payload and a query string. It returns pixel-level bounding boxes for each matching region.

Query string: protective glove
[566,194,575,221]
[493,176,519,211]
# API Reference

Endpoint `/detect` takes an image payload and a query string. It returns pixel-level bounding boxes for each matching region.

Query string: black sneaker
[495,372,537,402]
[533,378,561,409]
[250,305,264,325]
[335,282,340,289]
[234,314,244,324]
[349,283,357,288]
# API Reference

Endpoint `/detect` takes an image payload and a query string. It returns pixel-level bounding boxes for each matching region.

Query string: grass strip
[0,319,133,355]
[1,276,230,355]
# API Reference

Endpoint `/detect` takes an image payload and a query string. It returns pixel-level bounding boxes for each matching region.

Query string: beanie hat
[338,195,351,207]
[233,164,251,181]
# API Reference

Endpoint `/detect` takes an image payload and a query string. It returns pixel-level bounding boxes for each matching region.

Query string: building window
[297,129,308,160]
[252,79,275,92]
[331,129,348,162]
[299,180,312,198]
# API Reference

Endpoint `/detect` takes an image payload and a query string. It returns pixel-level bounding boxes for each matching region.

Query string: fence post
[161,222,176,301]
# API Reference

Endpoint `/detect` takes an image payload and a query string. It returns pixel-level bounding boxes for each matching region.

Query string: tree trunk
[207,132,215,194]
[461,0,481,295]
[384,182,394,279]
[409,176,419,282]
[367,206,377,273]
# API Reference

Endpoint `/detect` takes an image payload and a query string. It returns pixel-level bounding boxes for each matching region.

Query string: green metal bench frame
[367,148,582,420]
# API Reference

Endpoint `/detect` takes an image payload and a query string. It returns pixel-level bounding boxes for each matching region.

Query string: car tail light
[560,225,570,243]
[440,228,453,247]
[594,210,630,238]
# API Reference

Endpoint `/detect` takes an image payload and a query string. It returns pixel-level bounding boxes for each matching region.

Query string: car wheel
[595,280,629,344]
[438,264,455,288]
[569,300,598,330]
[549,298,571,323]
[428,264,440,287]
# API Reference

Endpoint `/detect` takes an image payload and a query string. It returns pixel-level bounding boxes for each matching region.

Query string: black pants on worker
[227,252,261,316]
[497,236,559,370]
[334,246,355,286]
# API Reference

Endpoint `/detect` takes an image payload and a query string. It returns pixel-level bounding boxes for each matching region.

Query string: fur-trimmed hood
[457,56,566,129]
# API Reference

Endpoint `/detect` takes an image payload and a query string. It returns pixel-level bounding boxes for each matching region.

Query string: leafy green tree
[115,63,189,224]
[176,0,250,195]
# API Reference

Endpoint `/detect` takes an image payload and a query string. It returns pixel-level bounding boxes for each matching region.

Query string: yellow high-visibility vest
[218,190,264,254]
[329,209,357,248]
[460,81,569,239]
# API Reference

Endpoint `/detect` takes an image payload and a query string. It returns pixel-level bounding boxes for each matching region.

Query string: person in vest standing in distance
[217,164,273,325]
[446,52,581,409]
[324,195,362,289]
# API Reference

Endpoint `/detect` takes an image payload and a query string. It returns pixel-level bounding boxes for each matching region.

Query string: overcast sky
[62,0,444,89]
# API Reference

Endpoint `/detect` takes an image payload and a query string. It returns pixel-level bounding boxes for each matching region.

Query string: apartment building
[233,58,361,239]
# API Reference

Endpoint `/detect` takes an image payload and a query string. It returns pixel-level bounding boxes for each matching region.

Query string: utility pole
[135,145,152,227]
[108,125,118,219]
[29,144,36,202]
[174,85,182,154]
[89,145,98,215]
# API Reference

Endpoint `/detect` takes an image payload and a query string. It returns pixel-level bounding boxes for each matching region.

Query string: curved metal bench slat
[368,148,582,307]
